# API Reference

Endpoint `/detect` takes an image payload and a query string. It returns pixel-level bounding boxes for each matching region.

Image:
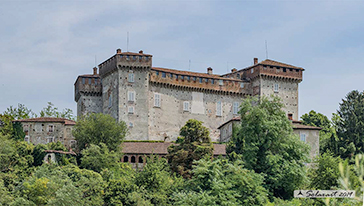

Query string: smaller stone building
[218,117,321,159]
[14,117,76,149]
[121,142,226,169]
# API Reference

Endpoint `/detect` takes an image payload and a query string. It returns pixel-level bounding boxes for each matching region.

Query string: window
[176,75,178,80]
[156,71,159,76]
[88,78,91,84]
[216,101,222,116]
[233,102,239,114]
[95,79,98,85]
[237,74,240,79]
[170,73,173,78]
[82,78,85,84]
[108,95,112,107]
[229,124,232,133]
[219,80,223,86]
[251,68,254,73]
[129,122,134,128]
[139,156,144,163]
[47,137,53,144]
[274,83,279,92]
[128,91,135,102]
[128,106,134,114]
[193,76,197,81]
[181,75,184,80]
[145,56,149,61]
[205,78,208,83]
[199,78,202,83]
[187,76,190,81]
[139,56,142,60]
[131,156,136,163]
[211,79,214,84]
[154,93,161,107]
[240,82,244,88]
[162,72,166,78]
[133,56,137,60]
[48,125,54,133]
[300,133,306,142]
[128,72,134,82]
[183,101,189,111]
[123,156,129,162]
[126,55,130,60]
[24,136,29,143]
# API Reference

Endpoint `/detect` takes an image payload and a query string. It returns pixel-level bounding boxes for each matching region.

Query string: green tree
[227,96,309,200]
[80,143,122,173]
[72,113,127,151]
[39,102,74,120]
[167,119,213,178]
[308,152,340,190]
[335,90,364,159]
[3,104,34,120]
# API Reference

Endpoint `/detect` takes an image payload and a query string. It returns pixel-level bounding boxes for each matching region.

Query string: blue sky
[1,0,364,119]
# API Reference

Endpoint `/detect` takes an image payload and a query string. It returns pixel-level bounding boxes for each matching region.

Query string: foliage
[39,102,74,120]
[3,104,35,120]
[80,143,122,173]
[227,96,310,200]
[73,113,127,151]
[335,90,364,159]
[167,119,213,178]
[308,152,340,190]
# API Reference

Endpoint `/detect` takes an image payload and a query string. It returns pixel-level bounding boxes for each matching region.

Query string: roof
[78,74,100,78]
[121,142,226,156]
[259,59,304,70]
[118,51,152,57]
[152,67,243,81]
[217,117,241,129]
[292,120,322,130]
[218,118,321,130]
[14,117,76,125]
[44,150,77,156]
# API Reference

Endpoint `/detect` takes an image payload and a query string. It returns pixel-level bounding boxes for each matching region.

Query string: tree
[167,119,213,178]
[301,110,338,155]
[72,113,127,151]
[308,152,340,190]
[335,90,364,159]
[3,104,34,120]
[80,143,122,173]
[39,102,74,120]
[227,96,309,200]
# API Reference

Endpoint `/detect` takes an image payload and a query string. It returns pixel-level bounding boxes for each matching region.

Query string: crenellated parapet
[150,67,250,95]
[99,49,152,78]
[74,68,102,102]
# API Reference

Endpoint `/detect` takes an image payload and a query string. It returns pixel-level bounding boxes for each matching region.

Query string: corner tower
[98,49,152,140]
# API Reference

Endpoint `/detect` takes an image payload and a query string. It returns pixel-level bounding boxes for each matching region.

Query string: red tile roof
[44,150,77,155]
[78,74,100,78]
[152,67,243,81]
[260,59,304,70]
[14,117,76,125]
[121,142,226,156]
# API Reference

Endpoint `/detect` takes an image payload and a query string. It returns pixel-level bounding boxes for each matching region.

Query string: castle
[74,49,304,142]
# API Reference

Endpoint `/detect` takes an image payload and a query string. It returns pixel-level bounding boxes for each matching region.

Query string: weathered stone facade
[75,49,304,142]
[14,117,76,148]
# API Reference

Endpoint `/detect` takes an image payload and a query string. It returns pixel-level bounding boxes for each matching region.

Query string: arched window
[131,156,136,163]
[138,156,144,163]
[123,156,129,162]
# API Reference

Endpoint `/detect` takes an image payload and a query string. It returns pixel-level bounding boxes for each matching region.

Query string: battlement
[99,49,152,77]
[74,69,102,102]
[150,67,250,95]
[223,58,303,82]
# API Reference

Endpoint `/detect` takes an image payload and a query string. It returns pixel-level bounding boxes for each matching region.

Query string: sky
[1,0,364,119]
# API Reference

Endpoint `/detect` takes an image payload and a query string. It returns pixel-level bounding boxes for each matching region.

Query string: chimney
[93,67,98,75]
[288,113,293,121]
[254,58,258,65]
[207,67,213,75]
[139,50,143,54]
[231,68,237,73]
[116,48,122,54]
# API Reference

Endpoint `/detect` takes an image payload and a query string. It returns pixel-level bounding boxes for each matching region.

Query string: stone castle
[75,49,304,142]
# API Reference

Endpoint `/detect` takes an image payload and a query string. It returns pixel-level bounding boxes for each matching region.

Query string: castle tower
[98,49,152,140]
[74,67,103,116]
[222,58,304,120]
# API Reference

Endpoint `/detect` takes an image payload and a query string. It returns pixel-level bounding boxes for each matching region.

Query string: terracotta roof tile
[78,74,100,78]
[152,67,242,81]
[14,117,76,125]
[260,59,304,70]
[121,142,226,155]
[44,150,77,155]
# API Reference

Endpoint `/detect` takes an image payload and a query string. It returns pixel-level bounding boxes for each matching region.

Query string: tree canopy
[227,96,310,200]
[72,113,127,151]
[167,119,213,178]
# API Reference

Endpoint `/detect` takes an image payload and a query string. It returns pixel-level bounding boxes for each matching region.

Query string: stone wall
[148,84,244,142]
[293,129,320,159]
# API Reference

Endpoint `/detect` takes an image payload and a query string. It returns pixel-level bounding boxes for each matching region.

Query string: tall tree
[334,90,364,159]
[167,119,213,179]
[39,102,74,120]
[227,96,309,200]
[72,113,127,151]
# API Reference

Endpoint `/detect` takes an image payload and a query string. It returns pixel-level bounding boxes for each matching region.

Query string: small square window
[193,76,197,81]
[187,76,190,81]
[128,72,134,83]
[48,125,54,133]
[128,91,135,102]
[216,101,222,116]
[211,79,214,84]
[47,137,54,144]
[82,78,85,84]
[181,75,184,80]
[300,133,306,142]
[170,73,173,78]
[156,71,159,76]
[233,102,239,114]
[274,83,279,92]
[183,101,189,111]
[88,78,91,84]
[251,69,254,73]
[129,122,134,128]
[240,82,244,88]
[128,106,134,114]
[24,125,29,132]
[176,75,179,80]
[219,80,224,86]
[24,136,30,143]
[205,78,208,83]
[199,78,202,83]
[162,72,166,78]
[154,93,161,107]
